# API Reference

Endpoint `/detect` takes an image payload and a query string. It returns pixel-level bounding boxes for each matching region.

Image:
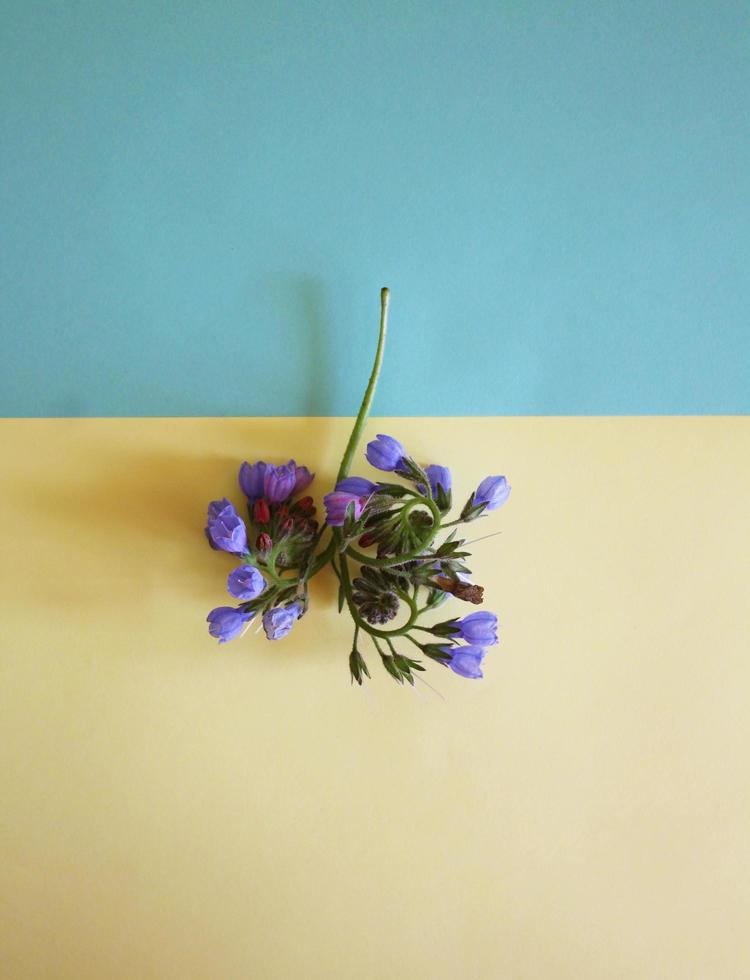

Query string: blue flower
[442,644,487,679]
[265,462,297,503]
[205,499,248,554]
[207,606,253,643]
[454,611,498,646]
[323,490,368,527]
[365,434,407,472]
[419,464,452,497]
[474,475,511,511]
[239,459,315,503]
[262,601,304,640]
[293,463,315,495]
[239,461,268,501]
[227,565,266,600]
[336,476,378,496]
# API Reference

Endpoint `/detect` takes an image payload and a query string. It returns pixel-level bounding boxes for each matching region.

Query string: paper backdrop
[2,417,748,979]
[2,0,749,416]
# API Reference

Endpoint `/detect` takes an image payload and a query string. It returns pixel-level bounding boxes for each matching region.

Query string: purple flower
[240,459,315,503]
[262,601,303,640]
[207,606,253,643]
[419,464,452,497]
[205,499,248,554]
[336,476,378,496]
[204,498,229,549]
[455,611,498,646]
[365,434,406,472]
[443,644,487,679]
[323,490,368,526]
[293,464,315,495]
[239,461,268,501]
[264,462,297,503]
[474,475,511,511]
[227,564,266,600]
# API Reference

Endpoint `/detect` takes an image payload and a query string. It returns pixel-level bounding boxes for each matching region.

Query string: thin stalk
[308,287,390,577]
[336,286,390,483]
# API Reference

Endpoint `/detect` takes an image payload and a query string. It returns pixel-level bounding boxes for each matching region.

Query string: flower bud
[365,434,407,472]
[205,499,248,554]
[280,517,295,535]
[207,606,253,643]
[256,532,272,554]
[253,498,270,524]
[295,495,315,515]
[473,475,511,511]
[263,601,304,640]
[434,575,484,604]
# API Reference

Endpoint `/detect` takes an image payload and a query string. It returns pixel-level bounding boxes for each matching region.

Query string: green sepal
[373,483,412,498]
[421,642,454,663]
[435,483,452,513]
[349,647,371,685]
[460,493,489,522]
[380,653,404,684]
[396,457,431,490]
[429,618,461,638]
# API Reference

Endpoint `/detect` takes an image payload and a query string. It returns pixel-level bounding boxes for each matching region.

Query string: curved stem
[338,550,420,639]
[344,494,442,567]
[336,287,390,484]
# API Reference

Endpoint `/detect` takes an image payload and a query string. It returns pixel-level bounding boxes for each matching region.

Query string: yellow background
[1,418,748,979]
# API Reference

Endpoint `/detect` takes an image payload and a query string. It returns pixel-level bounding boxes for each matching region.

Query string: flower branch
[203,289,511,685]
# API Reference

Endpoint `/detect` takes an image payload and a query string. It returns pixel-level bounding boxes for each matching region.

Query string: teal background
[1,1,748,417]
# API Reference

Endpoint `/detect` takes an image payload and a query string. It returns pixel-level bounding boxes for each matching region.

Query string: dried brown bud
[433,575,484,604]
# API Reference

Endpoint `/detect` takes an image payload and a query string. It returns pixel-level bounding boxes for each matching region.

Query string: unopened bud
[280,517,295,535]
[256,532,272,553]
[296,495,315,515]
[253,498,270,524]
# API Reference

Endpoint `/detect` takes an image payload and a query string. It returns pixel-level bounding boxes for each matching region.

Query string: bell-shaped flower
[207,606,253,643]
[454,611,498,646]
[474,475,511,511]
[262,601,304,641]
[336,476,378,496]
[323,490,368,527]
[442,644,487,679]
[239,461,268,501]
[205,499,248,554]
[365,434,406,472]
[227,565,266,600]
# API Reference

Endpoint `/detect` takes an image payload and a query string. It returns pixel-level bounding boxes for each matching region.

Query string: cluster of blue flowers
[205,433,510,684]
[205,460,318,644]
[204,288,510,688]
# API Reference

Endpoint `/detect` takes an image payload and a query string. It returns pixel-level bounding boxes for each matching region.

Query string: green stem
[306,288,390,579]
[336,286,390,483]
[344,494,442,567]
